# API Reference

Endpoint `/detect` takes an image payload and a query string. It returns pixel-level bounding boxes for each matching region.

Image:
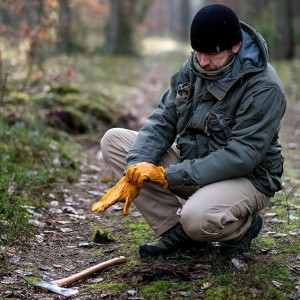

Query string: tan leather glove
[91,176,140,215]
[125,162,168,189]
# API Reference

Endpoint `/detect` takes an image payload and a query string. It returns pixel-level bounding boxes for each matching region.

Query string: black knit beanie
[190,4,242,53]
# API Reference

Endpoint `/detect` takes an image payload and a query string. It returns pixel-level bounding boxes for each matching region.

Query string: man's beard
[192,50,236,80]
[204,50,236,71]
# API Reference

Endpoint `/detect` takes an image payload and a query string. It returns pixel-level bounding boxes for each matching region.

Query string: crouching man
[91,4,286,257]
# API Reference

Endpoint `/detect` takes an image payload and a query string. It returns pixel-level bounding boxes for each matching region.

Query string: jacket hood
[232,21,268,77]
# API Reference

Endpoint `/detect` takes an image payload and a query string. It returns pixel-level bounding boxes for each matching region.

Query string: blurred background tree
[1,0,299,57]
[57,0,72,53]
[1,0,300,91]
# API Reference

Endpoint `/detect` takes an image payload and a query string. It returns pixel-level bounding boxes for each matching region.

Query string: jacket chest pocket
[175,83,194,134]
[206,110,235,144]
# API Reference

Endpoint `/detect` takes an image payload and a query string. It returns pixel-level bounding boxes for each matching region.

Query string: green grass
[0,118,81,245]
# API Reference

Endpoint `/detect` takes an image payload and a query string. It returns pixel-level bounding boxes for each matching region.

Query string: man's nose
[197,53,210,68]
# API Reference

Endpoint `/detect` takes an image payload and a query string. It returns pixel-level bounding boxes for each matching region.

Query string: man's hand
[125,162,168,189]
[91,177,140,215]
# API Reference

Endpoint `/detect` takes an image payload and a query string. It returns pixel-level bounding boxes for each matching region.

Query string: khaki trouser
[101,128,270,242]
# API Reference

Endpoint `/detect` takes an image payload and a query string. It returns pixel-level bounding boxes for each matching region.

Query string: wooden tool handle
[54,256,127,287]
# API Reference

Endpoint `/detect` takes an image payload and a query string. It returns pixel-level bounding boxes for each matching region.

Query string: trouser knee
[100,128,138,177]
[101,128,131,162]
[179,204,252,242]
[179,208,219,241]
[100,128,117,160]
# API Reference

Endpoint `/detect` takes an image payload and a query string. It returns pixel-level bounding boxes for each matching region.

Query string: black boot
[139,223,198,257]
[219,213,263,255]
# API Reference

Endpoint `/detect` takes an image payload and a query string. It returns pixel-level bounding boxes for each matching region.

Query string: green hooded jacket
[126,22,286,197]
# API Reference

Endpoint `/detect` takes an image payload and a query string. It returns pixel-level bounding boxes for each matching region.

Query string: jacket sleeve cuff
[166,162,204,189]
[165,166,186,189]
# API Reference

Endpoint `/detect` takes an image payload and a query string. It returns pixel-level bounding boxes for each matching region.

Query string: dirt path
[0,56,176,300]
[1,55,300,299]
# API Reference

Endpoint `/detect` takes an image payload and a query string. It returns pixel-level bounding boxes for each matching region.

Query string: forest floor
[1,51,300,300]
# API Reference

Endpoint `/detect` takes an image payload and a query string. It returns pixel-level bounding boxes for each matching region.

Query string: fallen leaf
[21,205,35,209]
[1,276,18,284]
[90,277,104,283]
[78,242,94,248]
[265,213,277,217]
[66,245,76,249]
[50,200,59,206]
[35,234,45,243]
[249,287,261,297]
[28,219,45,228]
[56,220,70,225]
[88,164,101,172]
[266,218,287,224]
[127,289,137,296]
[64,196,75,204]
[60,228,73,233]
[130,211,142,217]
[288,265,300,275]
[49,207,63,214]
[101,177,111,183]
[272,280,283,288]
[295,285,300,299]
[201,282,213,290]
[62,206,77,214]
[10,256,21,264]
[8,182,16,195]
[88,190,103,196]
[289,228,300,236]
[68,214,86,220]
[34,186,44,195]
[231,258,248,271]
[109,204,123,211]
[273,233,288,238]
[265,231,277,236]
[259,248,273,254]
[26,208,43,218]
[15,269,32,276]
[39,265,51,271]
[131,273,144,285]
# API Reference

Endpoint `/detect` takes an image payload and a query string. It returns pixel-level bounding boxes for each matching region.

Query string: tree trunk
[0,3,13,27]
[105,0,149,55]
[178,0,190,41]
[168,0,190,41]
[56,0,72,53]
[274,0,294,59]
[105,0,122,55]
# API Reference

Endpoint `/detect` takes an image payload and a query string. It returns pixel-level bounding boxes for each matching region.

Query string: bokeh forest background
[0,0,299,87]
[1,1,300,299]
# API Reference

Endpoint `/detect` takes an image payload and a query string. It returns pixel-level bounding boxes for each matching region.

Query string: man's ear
[232,42,242,53]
